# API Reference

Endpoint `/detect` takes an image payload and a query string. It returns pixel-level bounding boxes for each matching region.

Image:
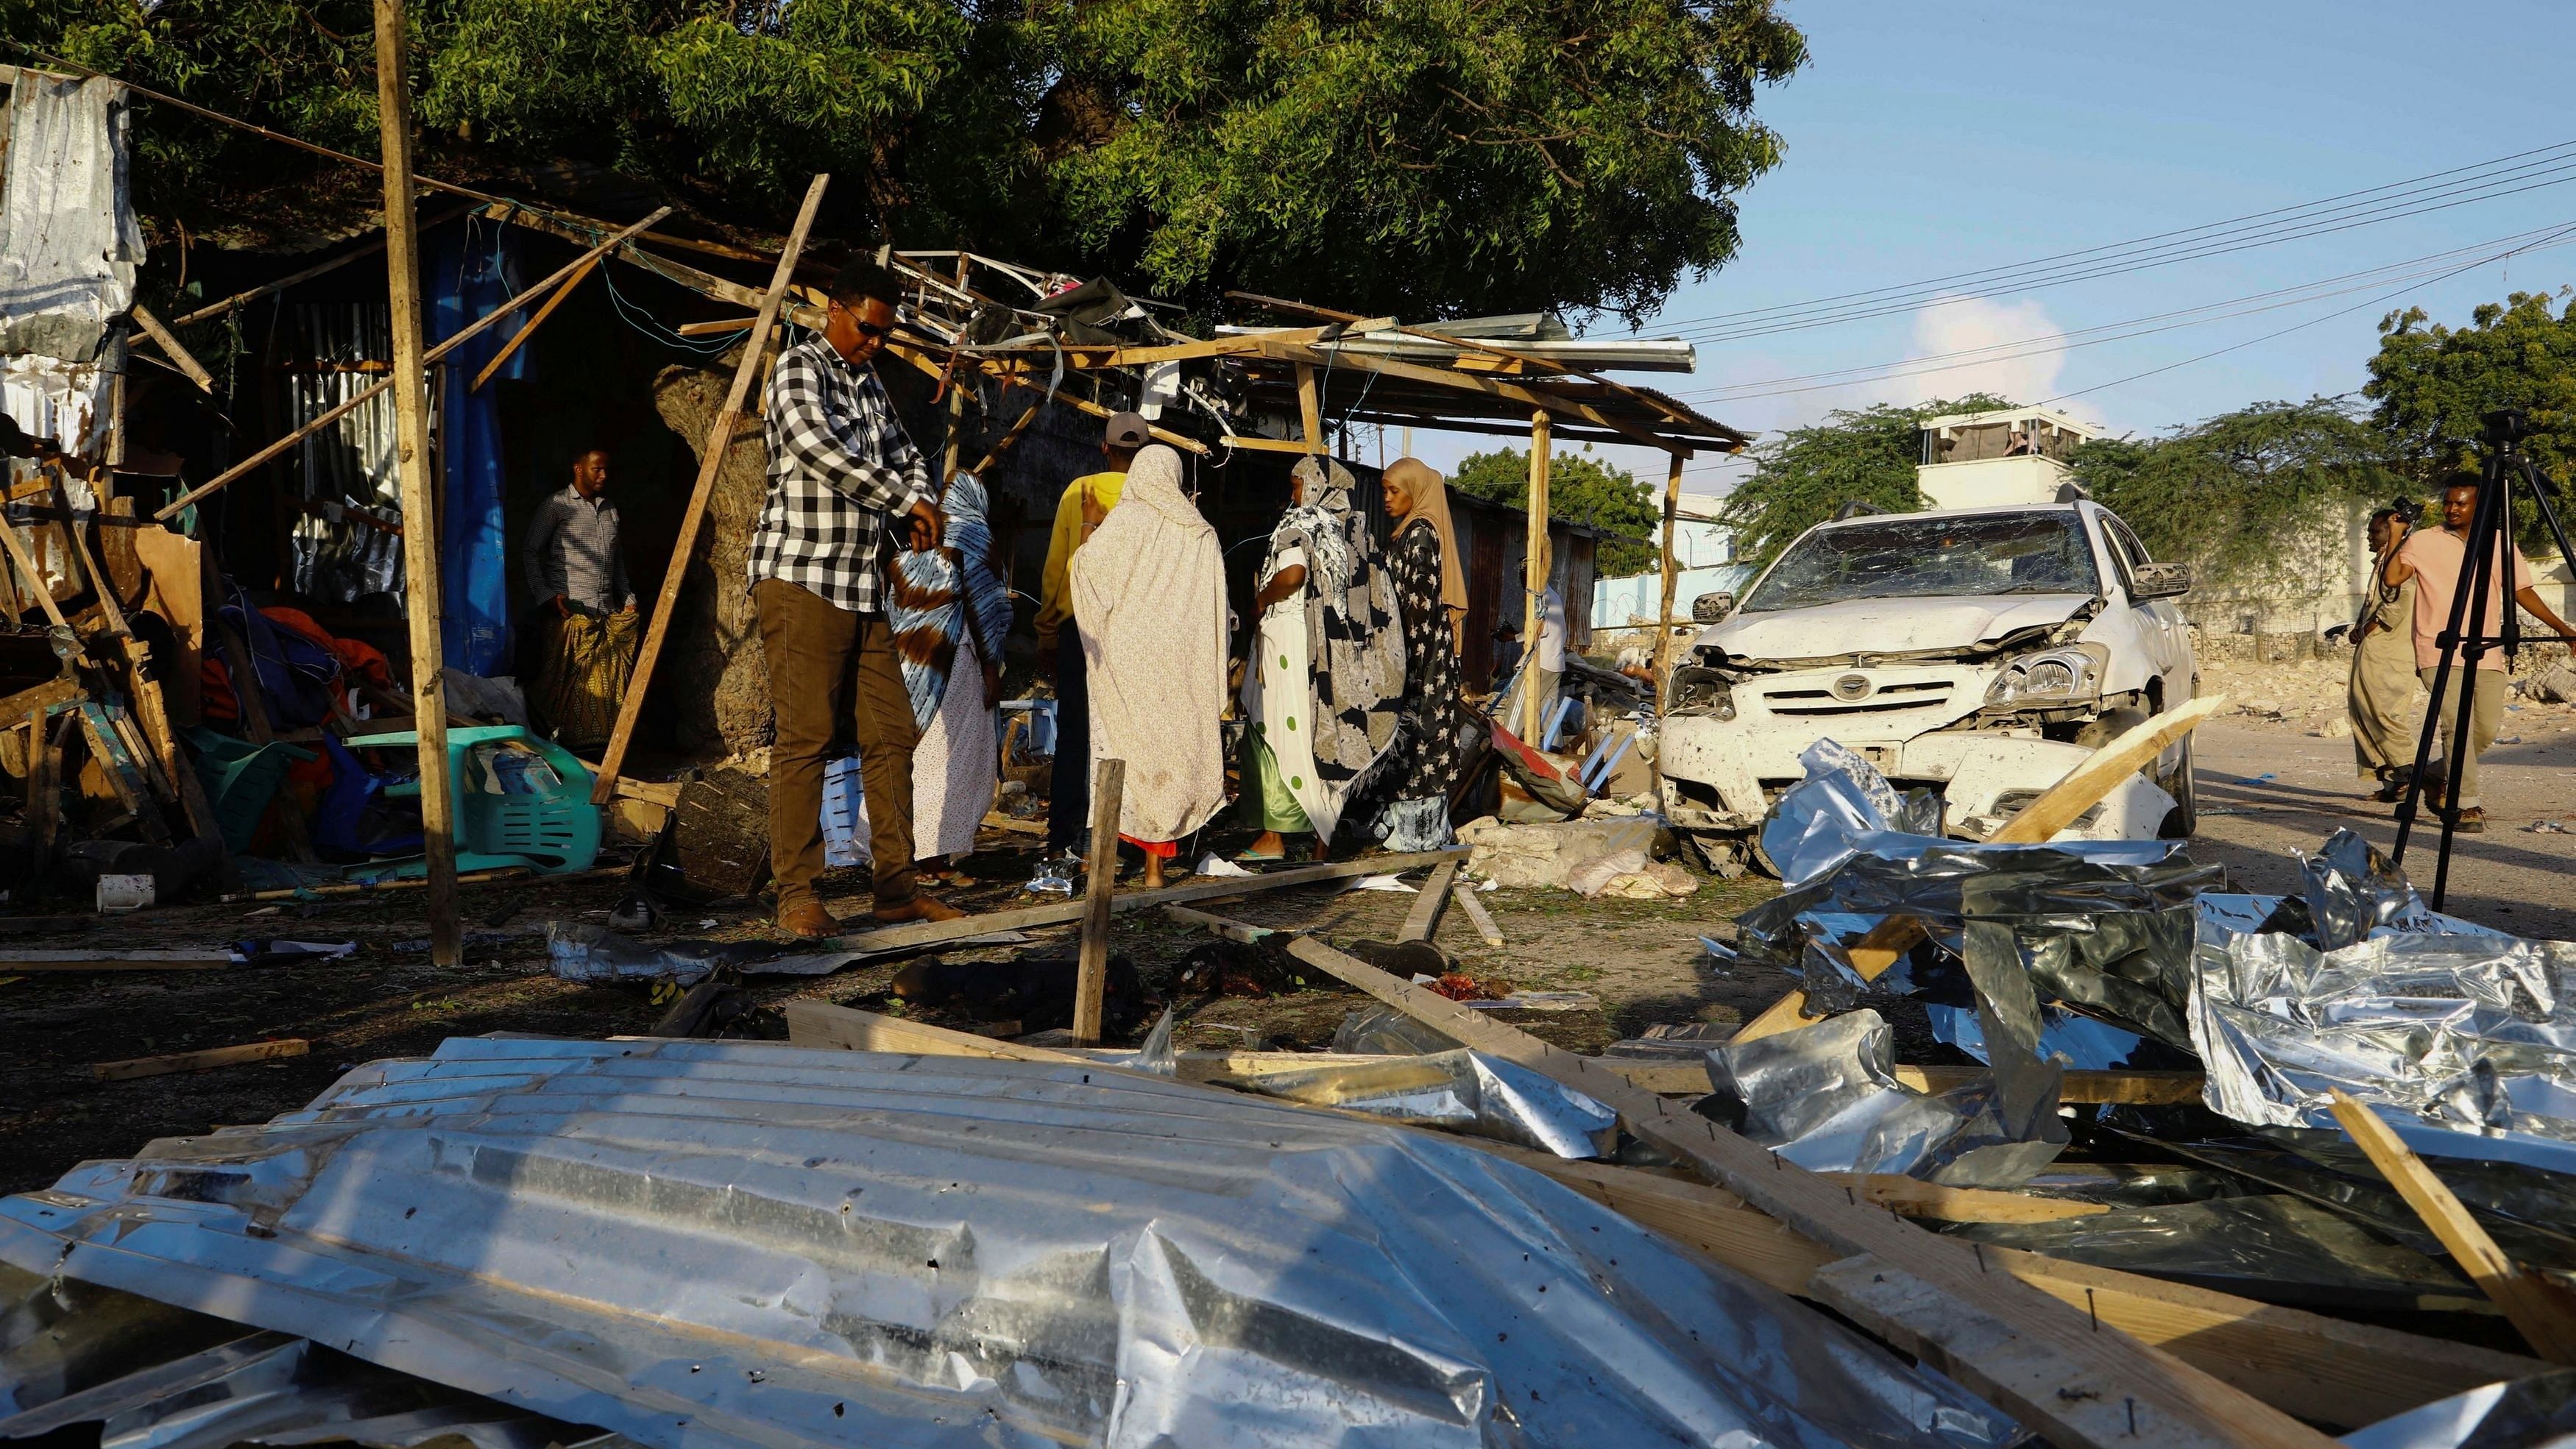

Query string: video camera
[2388,496,2424,527]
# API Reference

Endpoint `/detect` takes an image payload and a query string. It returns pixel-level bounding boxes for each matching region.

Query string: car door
[2100,512,2190,701]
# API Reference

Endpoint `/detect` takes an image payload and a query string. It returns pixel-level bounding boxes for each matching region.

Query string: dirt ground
[6,645,2569,1197]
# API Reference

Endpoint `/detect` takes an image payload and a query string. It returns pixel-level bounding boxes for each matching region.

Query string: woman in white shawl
[1068,444,1228,888]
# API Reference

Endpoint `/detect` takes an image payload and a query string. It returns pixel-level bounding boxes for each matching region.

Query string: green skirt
[1239,731,1314,833]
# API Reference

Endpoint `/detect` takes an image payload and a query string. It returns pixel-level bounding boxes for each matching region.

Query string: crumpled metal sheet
[1205,1047,1619,1159]
[0,76,141,362]
[1696,1010,2064,1187]
[2187,849,2576,1174]
[2339,1367,2576,1449]
[0,1037,2023,1449]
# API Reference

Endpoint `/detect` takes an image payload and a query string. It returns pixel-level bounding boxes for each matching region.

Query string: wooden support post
[1295,364,1323,452]
[128,303,215,392]
[1397,859,1457,943]
[1731,693,2229,1044]
[2330,1089,2576,1364]
[469,255,592,391]
[1072,757,1124,1046]
[940,255,969,480]
[590,175,830,804]
[1520,410,1552,743]
[1652,450,1685,685]
[373,0,462,967]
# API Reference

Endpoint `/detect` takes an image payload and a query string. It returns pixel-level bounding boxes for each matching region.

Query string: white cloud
[1866,292,2070,410]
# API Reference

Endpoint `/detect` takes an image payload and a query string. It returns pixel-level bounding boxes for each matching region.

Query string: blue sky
[1401,1,2576,503]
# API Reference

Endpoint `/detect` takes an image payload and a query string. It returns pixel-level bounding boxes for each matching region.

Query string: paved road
[2189,718,2576,942]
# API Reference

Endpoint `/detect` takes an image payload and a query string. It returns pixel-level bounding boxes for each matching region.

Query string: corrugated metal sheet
[1,1037,2018,1449]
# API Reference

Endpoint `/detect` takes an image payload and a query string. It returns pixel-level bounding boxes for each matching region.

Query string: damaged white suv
[1660,501,2195,862]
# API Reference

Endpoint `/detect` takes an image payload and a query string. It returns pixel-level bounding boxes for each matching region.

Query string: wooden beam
[373,0,461,967]
[781,1000,1070,1062]
[1296,364,1324,452]
[1521,410,1551,743]
[154,206,672,522]
[169,210,472,327]
[1816,1172,2108,1223]
[1254,339,1685,455]
[127,304,214,392]
[1267,924,2339,1449]
[821,847,1467,954]
[1455,885,1504,947]
[91,1038,308,1082]
[0,950,233,970]
[57,479,221,843]
[469,255,593,391]
[1733,694,2232,1044]
[880,341,1210,456]
[2330,1089,2576,1363]
[1397,860,1457,943]
[1073,757,1123,1046]
[1651,451,1685,701]
[590,176,830,804]
[1896,1063,2204,1104]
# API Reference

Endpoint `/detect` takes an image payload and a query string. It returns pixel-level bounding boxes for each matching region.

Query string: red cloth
[261,606,394,691]
[1119,834,1178,857]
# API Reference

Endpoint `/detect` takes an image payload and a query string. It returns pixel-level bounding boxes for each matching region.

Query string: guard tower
[1917,406,2101,510]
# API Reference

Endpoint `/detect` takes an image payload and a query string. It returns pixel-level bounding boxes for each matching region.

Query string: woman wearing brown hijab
[1367,458,1471,849]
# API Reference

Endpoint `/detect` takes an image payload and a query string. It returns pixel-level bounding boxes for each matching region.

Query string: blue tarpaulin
[428,222,526,677]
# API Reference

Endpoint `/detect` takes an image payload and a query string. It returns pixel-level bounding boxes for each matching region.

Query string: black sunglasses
[831,301,894,340]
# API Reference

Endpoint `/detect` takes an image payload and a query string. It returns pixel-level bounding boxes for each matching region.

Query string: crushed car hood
[1702,593,2093,662]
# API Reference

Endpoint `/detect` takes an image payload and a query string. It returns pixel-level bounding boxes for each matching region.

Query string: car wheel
[2156,734,2198,838]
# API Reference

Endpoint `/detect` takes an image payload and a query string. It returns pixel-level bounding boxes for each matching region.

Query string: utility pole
[373,0,461,966]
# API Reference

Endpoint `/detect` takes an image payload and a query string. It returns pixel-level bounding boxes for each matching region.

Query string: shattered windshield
[1741,511,2099,612]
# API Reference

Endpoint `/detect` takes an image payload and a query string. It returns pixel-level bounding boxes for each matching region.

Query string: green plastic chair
[185,726,319,853]
[339,724,601,876]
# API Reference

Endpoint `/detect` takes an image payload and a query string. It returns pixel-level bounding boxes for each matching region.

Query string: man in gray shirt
[523,447,635,617]
[522,447,639,750]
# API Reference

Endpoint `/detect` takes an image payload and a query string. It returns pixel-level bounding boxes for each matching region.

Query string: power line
[1651,138,2576,334]
[1666,159,2576,344]
[1667,222,2576,403]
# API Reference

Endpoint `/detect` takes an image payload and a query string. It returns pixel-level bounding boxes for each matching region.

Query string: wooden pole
[468,255,593,391]
[1653,451,1685,683]
[590,174,831,804]
[1520,410,1552,743]
[940,255,969,480]
[373,0,462,967]
[128,303,216,392]
[1072,757,1125,1046]
[1296,364,1323,453]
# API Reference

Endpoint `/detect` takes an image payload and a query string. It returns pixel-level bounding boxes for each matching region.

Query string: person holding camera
[2346,506,2421,801]
[2380,474,2576,832]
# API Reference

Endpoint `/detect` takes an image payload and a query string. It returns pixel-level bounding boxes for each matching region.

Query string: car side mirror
[1692,591,1736,623]
[2131,561,2190,600]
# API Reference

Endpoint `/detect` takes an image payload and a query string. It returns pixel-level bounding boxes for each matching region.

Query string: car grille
[1755,679,1955,716]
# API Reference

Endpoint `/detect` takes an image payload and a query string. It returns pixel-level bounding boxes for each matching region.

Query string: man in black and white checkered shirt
[751,259,966,937]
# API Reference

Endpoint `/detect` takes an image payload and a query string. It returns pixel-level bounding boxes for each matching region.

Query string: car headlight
[1986,644,2108,706]
[1669,665,1736,720]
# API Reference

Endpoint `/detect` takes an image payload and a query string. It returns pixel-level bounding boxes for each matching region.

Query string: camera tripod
[2390,408,2576,908]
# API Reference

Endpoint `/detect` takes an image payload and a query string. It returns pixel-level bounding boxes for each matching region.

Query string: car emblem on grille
[1831,673,1872,702]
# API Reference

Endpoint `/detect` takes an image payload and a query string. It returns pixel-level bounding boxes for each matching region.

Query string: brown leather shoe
[775,897,839,939]
[2452,806,2488,834]
[874,893,966,925]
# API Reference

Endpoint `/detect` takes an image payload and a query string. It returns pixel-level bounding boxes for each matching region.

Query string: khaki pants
[2417,665,2505,809]
[2347,623,2418,779]
[756,578,919,909]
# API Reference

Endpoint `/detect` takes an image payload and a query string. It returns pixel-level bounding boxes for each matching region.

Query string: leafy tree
[2365,291,2576,539]
[2070,397,2401,587]
[1451,445,1661,575]
[1715,395,2010,567]
[3,0,1807,324]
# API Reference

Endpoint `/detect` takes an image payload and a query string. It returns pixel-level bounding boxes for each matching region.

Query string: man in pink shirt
[2382,475,2576,832]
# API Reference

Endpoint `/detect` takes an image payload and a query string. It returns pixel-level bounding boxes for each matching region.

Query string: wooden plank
[1295,364,1323,451]
[90,1038,308,1082]
[374,0,460,966]
[1733,694,2231,1044]
[58,484,219,842]
[127,304,214,392]
[1816,1172,2108,1223]
[590,175,829,804]
[1256,338,1685,455]
[1650,452,1685,766]
[1267,924,2338,1449]
[1521,410,1552,743]
[0,950,233,970]
[781,1000,1071,1063]
[152,207,673,522]
[1897,1063,2204,1104]
[470,254,593,390]
[1073,757,1124,1046]
[2330,1089,2576,1364]
[818,847,1466,954]
[1396,860,1457,943]
[1455,886,1504,947]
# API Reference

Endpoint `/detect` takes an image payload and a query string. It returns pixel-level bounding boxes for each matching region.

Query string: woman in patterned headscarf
[1238,456,1406,860]
[1365,458,1471,851]
[885,472,1015,873]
